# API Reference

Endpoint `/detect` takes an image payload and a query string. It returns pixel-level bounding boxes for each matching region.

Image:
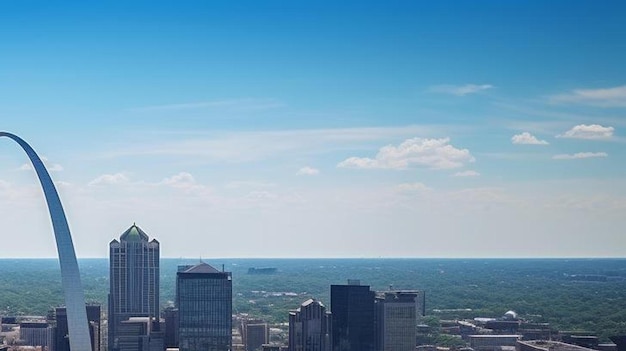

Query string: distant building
[19,321,54,350]
[562,335,599,350]
[163,307,179,349]
[289,299,331,351]
[376,291,420,351]
[55,304,102,351]
[177,262,232,351]
[470,335,521,351]
[246,323,269,351]
[109,223,160,351]
[517,340,597,351]
[330,280,376,351]
[114,316,164,351]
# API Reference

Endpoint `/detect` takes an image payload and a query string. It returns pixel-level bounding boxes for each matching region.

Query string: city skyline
[1,1,626,258]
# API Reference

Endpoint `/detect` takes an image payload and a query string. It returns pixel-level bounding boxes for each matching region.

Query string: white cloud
[19,156,64,172]
[429,84,493,96]
[454,170,481,177]
[552,152,608,160]
[159,172,197,189]
[511,132,549,145]
[395,182,432,193]
[158,172,212,196]
[246,190,278,200]
[296,166,320,176]
[550,85,626,107]
[88,173,130,186]
[557,124,614,140]
[337,137,474,170]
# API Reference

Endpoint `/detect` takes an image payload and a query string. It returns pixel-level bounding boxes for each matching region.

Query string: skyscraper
[289,299,331,351]
[330,280,376,351]
[375,291,420,351]
[177,262,232,351]
[108,224,160,351]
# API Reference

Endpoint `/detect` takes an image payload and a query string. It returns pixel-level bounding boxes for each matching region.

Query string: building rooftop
[120,223,149,241]
[518,340,597,351]
[301,298,325,308]
[180,262,221,274]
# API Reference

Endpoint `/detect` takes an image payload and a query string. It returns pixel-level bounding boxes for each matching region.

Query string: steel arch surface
[0,132,92,351]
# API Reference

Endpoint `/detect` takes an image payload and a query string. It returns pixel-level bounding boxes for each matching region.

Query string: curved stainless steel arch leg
[0,132,92,351]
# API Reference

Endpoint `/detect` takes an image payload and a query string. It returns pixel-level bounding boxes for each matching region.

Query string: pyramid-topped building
[108,223,160,351]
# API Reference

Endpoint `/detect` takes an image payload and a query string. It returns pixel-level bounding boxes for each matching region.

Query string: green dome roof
[120,223,149,241]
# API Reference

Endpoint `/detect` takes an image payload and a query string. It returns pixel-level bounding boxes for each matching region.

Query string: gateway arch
[0,132,92,351]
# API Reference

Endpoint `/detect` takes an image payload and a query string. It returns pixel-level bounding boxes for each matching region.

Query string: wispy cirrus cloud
[557,124,614,140]
[511,132,549,145]
[98,125,440,162]
[225,181,276,189]
[131,98,285,112]
[454,170,481,177]
[395,182,433,193]
[429,84,493,96]
[88,172,212,196]
[552,152,608,160]
[550,85,626,107]
[337,137,474,170]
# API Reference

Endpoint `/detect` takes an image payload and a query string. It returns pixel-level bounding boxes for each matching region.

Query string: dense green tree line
[1,258,624,341]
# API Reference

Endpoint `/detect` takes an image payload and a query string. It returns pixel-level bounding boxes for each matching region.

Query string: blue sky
[1,1,625,258]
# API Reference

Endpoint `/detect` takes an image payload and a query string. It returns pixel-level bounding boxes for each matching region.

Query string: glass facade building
[330,281,376,351]
[55,304,102,351]
[108,224,160,351]
[376,291,420,351]
[177,262,232,351]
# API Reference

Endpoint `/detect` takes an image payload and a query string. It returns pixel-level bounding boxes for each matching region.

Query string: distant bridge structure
[0,132,92,351]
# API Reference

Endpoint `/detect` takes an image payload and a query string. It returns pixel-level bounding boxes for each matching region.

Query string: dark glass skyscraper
[108,224,160,351]
[330,281,376,351]
[55,304,102,351]
[177,262,232,351]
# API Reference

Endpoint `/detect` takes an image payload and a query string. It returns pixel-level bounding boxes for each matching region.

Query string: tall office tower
[375,291,420,351]
[288,299,331,351]
[245,323,269,351]
[108,224,160,351]
[55,304,102,351]
[177,262,232,351]
[330,280,376,351]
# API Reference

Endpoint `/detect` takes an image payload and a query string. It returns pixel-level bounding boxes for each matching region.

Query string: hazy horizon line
[1,256,625,260]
